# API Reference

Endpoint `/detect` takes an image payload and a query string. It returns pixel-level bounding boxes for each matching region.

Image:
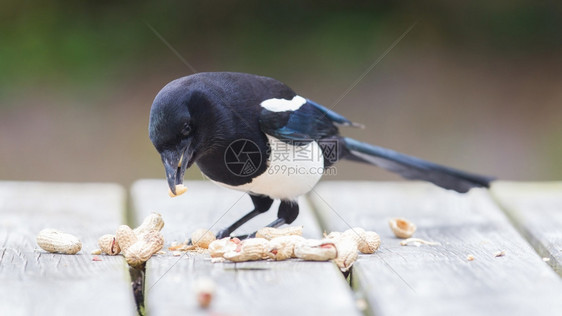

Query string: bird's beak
[161,145,192,195]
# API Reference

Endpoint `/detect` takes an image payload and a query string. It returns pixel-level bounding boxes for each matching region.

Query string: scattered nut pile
[177,226,381,272]
[97,213,165,268]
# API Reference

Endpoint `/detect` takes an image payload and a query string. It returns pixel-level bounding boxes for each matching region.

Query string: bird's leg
[215,195,273,239]
[239,200,300,239]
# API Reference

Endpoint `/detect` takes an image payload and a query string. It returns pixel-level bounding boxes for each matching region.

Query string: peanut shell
[116,225,138,253]
[124,231,164,268]
[267,235,305,260]
[191,229,216,249]
[333,236,359,272]
[98,234,121,255]
[208,238,238,258]
[133,213,164,237]
[357,231,381,254]
[223,238,269,262]
[36,229,82,255]
[255,226,303,240]
[389,217,416,238]
[294,239,337,261]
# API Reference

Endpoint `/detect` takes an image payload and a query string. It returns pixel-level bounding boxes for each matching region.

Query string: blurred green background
[1,0,561,187]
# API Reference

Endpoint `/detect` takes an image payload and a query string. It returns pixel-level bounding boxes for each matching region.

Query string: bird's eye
[181,123,191,136]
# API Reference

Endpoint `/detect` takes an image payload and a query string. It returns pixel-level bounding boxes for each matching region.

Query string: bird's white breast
[212,135,324,200]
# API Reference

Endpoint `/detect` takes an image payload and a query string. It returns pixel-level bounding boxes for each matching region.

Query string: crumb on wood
[494,250,506,257]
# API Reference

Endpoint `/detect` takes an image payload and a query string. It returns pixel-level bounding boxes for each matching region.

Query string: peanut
[194,278,216,308]
[223,238,269,262]
[342,227,366,244]
[191,229,216,249]
[389,217,416,238]
[133,213,164,237]
[267,235,305,260]
[124,231,164,268]
[294,239,337,261]
[168,184,188,197]
[98,234,121,255]
[116,225,138,253]
[326,229,381,254]
[255,226,303,240]
[333,236,359,272]
[324,231,342,240]
[208,237,239,258]
[358,231,381,254]
[36,229,82,255]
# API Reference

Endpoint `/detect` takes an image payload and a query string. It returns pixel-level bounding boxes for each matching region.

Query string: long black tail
[342,137,493,193]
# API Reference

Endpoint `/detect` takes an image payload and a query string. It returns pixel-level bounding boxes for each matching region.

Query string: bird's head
[148,78,210,195]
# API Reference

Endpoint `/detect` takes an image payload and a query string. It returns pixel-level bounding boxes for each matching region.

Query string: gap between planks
[310,181,562,316]
[0,181,137,316]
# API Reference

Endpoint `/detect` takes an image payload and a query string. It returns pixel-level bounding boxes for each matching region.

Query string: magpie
[149,72,492,238]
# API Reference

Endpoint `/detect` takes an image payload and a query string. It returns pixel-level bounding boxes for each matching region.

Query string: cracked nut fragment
[191,229,216,249]
[294,239,337,261]
[223,238,269,262]
[268,235,305,260]
[208,237,239,258]
[36,229,82,254]
[256,226,303,240]
[389,217,416,238]
[168,184,188,197]
[333,236,359,272]
[98,234,121,255]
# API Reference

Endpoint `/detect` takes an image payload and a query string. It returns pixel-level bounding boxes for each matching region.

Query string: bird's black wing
[259,99,357,143]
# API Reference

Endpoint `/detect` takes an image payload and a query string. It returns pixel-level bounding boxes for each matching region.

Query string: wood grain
[491,181,562,275]
[131,180,360,316]
[0,181,136,316]
[310,181,562,316]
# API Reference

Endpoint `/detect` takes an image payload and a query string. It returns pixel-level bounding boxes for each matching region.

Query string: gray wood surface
[310,181,562,316]
[0,181,136,316]
[491,181,562,275]
[131,179,360,316]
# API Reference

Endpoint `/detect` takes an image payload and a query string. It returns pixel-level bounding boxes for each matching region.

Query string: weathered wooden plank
[131,180,360,316]
[491,181,562,275]
[0,181,136,316]
[310,181,562,316]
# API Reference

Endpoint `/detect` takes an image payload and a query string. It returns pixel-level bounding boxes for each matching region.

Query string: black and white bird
[149,72,492,238]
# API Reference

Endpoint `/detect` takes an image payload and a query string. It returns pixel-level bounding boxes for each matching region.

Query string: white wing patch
[260,95,306,112]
